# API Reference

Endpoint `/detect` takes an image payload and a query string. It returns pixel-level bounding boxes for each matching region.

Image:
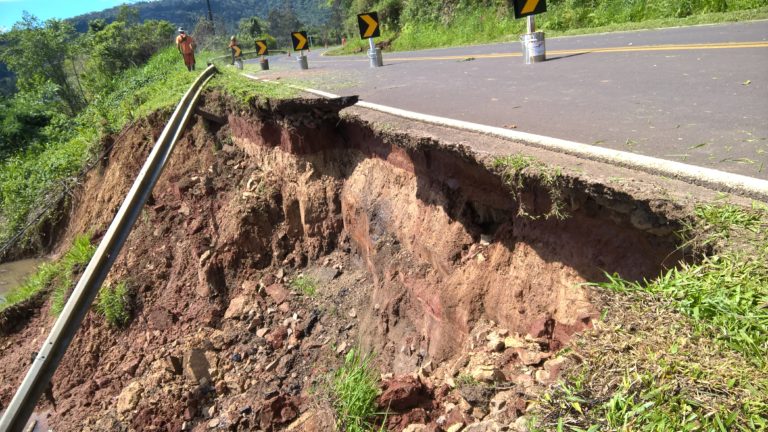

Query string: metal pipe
[0,65,218,432]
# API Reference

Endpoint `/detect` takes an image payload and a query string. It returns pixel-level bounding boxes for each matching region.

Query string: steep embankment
[0,91,691,431]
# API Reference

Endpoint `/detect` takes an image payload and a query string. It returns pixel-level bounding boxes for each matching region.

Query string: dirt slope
[0,91,687,431]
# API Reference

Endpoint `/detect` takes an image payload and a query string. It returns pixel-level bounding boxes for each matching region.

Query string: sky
[0,0,143,32]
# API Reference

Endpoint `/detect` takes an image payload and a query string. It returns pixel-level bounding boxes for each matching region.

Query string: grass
[328,3,768,55]
[207,65,298,106]
[533,289,768,431]
[96,281,131,327]
[492,154,568,220]
[598,203,768,364]
[531,202,768,431]
[331,348,381,432]
[291,275,318,297]
[0,233,96,314]
[682,202,764,248]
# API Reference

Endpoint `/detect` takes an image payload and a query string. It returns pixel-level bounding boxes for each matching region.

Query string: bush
[290,275,318,296]
[96,281,132,327]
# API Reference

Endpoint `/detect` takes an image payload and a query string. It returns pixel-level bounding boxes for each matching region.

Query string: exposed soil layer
[0,91,686,431]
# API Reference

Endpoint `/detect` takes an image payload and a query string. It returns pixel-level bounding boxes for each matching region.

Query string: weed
[532,202,768,430]
[456,373,480,387]
[492,154,568,220]
[331,348,381,432]
[96,281,132,327]
[290,275,318,297]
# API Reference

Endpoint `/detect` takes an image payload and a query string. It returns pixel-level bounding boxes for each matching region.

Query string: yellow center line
[314,41,768,63]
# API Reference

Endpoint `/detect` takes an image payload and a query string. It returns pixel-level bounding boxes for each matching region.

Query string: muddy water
[0,258,45,302]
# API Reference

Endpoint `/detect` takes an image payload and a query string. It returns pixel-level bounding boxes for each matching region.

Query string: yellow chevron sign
[357,12,381,39]
[255,40,269,55]
[513,0,547,18]
[291,31,308,51]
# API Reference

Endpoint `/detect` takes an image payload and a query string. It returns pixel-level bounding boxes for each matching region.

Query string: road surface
[246,21,768,180]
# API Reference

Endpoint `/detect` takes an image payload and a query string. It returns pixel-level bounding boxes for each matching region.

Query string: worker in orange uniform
[229,36,243,69]
[176,28,197,71]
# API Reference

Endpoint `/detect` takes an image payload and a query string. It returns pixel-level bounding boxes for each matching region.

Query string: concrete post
[367,37,383,68]
[297,52,308,70]
[521,16,546,64]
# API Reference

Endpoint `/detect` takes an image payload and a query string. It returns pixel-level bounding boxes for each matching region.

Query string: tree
[268,6,303,47]
[0,13,85,114]
[81,19,174,95]
[0,82,61,156]
[238,16,266,40]
[115,5,140,26]
[88,18,108,33]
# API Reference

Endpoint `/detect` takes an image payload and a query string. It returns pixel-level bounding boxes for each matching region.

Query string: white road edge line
[243,73,768,201]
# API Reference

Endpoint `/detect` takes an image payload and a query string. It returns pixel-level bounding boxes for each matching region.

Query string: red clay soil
[0,91,684,431]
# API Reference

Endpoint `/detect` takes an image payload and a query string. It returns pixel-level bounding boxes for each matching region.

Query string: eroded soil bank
[0,92,686,431]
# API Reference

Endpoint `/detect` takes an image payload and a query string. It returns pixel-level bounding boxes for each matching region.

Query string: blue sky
[0,0,143,32]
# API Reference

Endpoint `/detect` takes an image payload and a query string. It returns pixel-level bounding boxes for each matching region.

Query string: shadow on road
[545,52,589,62]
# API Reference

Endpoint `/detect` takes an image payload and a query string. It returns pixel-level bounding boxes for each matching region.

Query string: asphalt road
[247,21,768,180]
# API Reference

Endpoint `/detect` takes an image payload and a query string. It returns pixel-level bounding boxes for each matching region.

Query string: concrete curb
[243,73,768,201]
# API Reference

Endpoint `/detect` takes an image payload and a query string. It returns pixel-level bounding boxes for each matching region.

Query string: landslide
[0,90,686,431]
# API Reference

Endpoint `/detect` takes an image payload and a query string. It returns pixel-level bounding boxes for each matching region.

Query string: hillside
[69,0,334,34]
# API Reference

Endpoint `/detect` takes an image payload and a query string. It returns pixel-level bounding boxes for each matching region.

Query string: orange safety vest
[229,41,242,58]
[176,34,196,54]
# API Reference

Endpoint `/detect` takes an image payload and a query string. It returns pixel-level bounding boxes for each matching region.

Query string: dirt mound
[0,91,683,431]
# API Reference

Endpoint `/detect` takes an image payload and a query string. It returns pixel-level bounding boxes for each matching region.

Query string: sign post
[291,31,309,70]
[512,0,547,63]
[357,12,383,68]
[256,40,269,70]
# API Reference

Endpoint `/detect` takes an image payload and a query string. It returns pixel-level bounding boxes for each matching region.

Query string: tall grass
[596,204,768,366]
[343,0,768,53]
[96,281,131,327]
[332,349,381,432]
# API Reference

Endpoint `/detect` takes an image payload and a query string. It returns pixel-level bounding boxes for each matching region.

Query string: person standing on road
[176,28,197,71]
[229,36,243,69]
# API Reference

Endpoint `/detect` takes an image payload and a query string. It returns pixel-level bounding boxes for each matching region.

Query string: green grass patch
[331,348,381,432]
[597,204,768,365]
[290,275,318,297]
[0,261,58,309]
[532,202,768,430]
[532,289,768,431]
[207,65,299,106]
[0,233,96,313]
[684,202,763,246]
[493,154,568,220]
[96,281,131,327]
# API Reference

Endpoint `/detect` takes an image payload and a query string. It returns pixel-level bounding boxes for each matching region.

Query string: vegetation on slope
[531,202,768,431]
[331,0,768,53]
[0,233,95,314]
[0,8,298,259]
